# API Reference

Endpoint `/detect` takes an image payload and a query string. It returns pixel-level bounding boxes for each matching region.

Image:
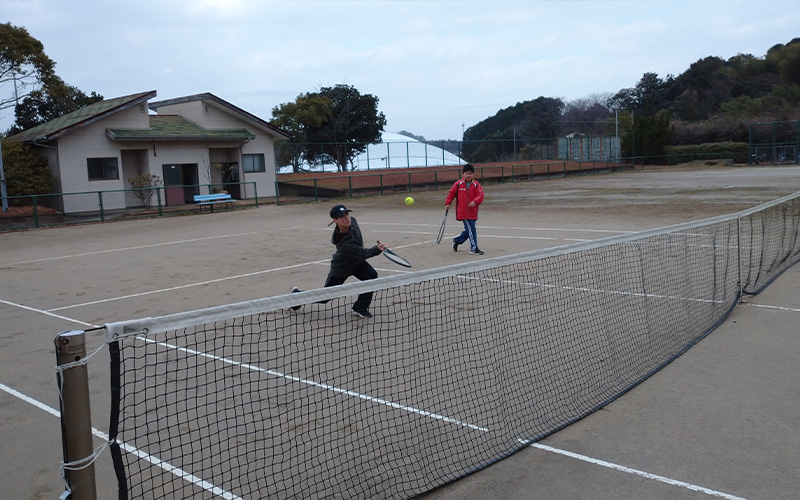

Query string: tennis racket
[436,207,449,244]
[380,243,412,268]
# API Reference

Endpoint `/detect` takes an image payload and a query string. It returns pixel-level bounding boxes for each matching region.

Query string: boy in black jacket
[292,204,386,318]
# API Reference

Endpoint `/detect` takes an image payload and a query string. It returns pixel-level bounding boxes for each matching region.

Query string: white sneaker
[351,308,373,319]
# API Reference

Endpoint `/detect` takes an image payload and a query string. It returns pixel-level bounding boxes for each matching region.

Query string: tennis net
[63,191,800,499]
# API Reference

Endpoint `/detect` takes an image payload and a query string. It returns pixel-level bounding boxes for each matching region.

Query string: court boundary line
[527,442,750,500]
[0,382,245,500]
[3,232,262,267]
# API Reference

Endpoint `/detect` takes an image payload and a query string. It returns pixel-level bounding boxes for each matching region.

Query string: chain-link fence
[0,182,259,231]
[748,120,800,165]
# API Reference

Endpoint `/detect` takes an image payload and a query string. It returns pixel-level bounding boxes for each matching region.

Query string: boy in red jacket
[444,163,485,255]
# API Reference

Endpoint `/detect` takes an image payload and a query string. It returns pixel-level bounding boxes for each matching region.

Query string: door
[221,162,241,199]
[163,164,200,205]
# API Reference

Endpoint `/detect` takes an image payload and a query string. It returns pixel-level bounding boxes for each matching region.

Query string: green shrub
[1,139,55,202]
[665,141,749,164]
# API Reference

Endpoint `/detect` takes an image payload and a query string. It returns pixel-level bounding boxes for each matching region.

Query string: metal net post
[55,330,97,500]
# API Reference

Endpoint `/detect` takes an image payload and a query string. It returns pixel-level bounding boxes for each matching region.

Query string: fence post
[33,194,40,228]
[55,330,97,500]
[98,192,105,222]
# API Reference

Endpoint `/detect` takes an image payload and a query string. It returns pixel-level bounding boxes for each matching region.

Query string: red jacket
[445,179,484,220]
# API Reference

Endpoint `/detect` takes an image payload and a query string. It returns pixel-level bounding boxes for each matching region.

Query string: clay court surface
[1,163,799,499]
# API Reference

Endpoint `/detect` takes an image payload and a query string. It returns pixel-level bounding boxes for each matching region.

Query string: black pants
[324,261,378,312]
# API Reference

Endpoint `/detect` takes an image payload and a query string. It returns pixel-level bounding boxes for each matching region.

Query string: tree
[0,138,54,200]
[1,23,56,115]
[462,96,563,162]
[562,93,614,135]
[271,93,332,172]
[271,84,386,172]
[307,84,386,172]
[777,41,800,86]
[630,110,673,157]
[8,76,103,134]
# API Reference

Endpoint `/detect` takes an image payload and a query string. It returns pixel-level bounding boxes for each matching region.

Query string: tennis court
[1,163,799,499]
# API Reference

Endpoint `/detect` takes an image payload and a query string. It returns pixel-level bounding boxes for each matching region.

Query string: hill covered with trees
[458,37,800,161]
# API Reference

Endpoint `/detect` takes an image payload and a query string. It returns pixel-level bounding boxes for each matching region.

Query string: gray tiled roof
[107,115,255,141]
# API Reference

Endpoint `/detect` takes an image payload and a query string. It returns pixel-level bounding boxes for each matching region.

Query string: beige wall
[56,105,151,212]
[154,100,280,198]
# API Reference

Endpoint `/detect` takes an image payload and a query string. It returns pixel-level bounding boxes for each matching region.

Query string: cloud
[2,0,800,139]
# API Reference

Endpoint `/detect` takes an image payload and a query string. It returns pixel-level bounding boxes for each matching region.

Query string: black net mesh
[98,193,800,499]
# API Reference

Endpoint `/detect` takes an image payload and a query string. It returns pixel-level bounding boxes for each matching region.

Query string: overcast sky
[2,0,799,140]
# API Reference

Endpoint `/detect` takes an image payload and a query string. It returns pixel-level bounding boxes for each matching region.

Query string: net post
[55,330,98,500]
[736,214,746,304]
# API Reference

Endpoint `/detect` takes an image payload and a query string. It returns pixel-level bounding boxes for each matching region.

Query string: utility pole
[1,72,21,212]
[614,107,619,162]
[513,126,517,161]
[1,139,7,213]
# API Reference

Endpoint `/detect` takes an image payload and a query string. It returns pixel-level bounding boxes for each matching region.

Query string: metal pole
[513,127,517,161]
[614,109,619,162]
[1,138,8,212]
[55,330,97,500]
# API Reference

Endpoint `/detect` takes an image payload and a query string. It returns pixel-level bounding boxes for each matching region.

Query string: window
[242,153,265,173]
[87,157,119,180]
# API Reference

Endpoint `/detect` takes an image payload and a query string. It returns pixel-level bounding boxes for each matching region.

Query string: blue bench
[194,193,235,212]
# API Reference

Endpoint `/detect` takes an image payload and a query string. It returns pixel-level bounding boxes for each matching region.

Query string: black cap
[330,204,351,219]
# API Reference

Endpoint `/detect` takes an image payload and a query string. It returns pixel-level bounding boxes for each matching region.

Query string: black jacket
[329,217,381,277]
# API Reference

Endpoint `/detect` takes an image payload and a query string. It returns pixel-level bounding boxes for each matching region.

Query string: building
[8,91,291,213]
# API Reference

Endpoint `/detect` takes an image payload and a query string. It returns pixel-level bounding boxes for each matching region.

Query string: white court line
[527,443,749,500]
[0,381,61,418]
[455,274,725,306]
[46,259,328,312]
[0,298,97,327]
[47,239,431,312]
[138,335,490,432]
[0,381,245,500]
[4,232,262,267]
[744,302,800,313]
[361,221,636,235]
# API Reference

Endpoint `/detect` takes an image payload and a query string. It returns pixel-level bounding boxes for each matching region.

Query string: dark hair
[462,163,475,173]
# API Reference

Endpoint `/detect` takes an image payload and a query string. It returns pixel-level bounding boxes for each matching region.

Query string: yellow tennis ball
[405,196,414,206]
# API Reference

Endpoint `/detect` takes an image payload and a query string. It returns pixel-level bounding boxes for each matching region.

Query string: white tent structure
[351,132,464,171]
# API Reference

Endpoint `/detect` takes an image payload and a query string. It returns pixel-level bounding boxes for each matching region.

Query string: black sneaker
[452,239,459,252]
[290,287,302,311]
[351,308,373,319]
[470,249,484,255]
